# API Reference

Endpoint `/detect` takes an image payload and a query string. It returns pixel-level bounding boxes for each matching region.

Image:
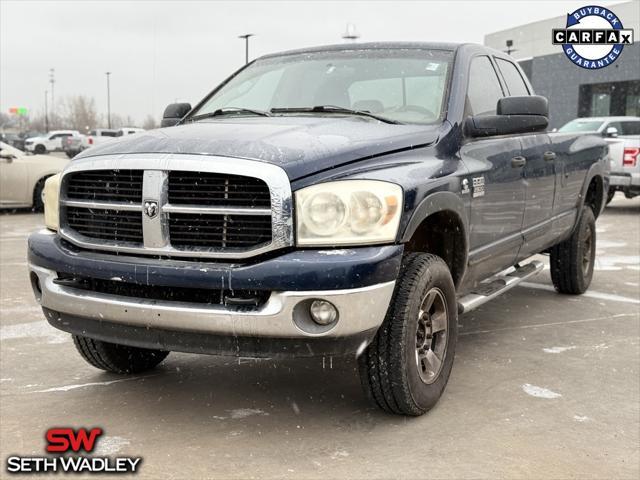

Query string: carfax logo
[5,427,142,474]
[552,5,634,69]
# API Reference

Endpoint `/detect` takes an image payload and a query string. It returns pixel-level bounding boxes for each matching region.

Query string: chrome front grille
[58,155,293,259]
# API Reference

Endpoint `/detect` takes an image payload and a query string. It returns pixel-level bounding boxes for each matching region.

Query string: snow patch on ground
[0,320,69,344]
[229,408,268,419]
[573,415,590,423]
[522,384,562,399]
[93,436,130,455]
[330,449,350,460]
[542,346,577,354]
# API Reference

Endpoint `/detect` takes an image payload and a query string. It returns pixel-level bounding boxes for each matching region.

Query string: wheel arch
[400,191,469,289]
[579,161,606,219]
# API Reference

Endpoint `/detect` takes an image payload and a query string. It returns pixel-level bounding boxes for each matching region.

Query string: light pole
[105,71,112,128]
[49,68,55,124]
[44,90,49,132]
[505,40,517,56]
[238,34,254,65]
[342,23,360,42]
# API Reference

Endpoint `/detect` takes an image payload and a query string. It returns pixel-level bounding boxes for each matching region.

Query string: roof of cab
[258,41,467,59]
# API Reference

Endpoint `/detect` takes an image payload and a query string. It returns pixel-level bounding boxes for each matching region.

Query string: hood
[75,117,441,179]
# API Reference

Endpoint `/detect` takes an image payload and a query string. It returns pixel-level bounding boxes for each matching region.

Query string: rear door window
[619,121,640,135]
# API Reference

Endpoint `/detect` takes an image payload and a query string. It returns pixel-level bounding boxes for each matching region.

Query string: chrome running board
[457,260,544,314]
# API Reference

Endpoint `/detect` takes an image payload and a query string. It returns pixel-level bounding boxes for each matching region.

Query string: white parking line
[460,312,636,336]
[32,376,155,393]
[519,282,640,304]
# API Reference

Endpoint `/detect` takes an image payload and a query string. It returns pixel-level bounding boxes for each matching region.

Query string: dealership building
[484,1,640,129]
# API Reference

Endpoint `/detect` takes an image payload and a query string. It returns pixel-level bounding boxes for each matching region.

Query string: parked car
[558,116,640,202]
[114,127,145,136]
[62,129,118,158]
[28,42,607,416]
[62,128,145,157]
[24,130,81,154]
[0,141,69,210]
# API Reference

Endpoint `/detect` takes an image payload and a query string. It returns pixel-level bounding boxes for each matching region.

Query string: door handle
[511,156,526,168]
[543,151,556,162]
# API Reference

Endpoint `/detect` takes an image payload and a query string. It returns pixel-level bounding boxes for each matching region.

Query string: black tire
[34,144,46,154]
[32,178,46,212]
[73,335,169,374]
[358,253,458,416]
[606,189,615,205]
[550,206,596,294]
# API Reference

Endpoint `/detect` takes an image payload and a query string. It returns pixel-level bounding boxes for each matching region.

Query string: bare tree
[142,115,158,130]
[60,95,98,131]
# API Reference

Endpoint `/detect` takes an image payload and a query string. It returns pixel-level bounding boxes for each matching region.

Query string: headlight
[43,174,61,231]
[296,180,402,246]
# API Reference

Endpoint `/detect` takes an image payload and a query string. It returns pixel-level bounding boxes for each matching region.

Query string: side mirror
[604,126,618,138]
[465,95,549,138]
[161,103,192,127]
[0,152,16,162]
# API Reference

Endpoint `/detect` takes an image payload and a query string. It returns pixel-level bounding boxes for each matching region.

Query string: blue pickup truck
[28,42,608,416]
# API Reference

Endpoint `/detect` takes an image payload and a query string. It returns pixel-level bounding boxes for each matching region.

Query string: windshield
[558,119,604,133]
[190,49,453,125]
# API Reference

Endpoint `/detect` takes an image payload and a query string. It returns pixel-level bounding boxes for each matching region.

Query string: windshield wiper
[270,105,402,124]
[189,107,272,122]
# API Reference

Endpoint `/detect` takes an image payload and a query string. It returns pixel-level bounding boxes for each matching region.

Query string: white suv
[24,130,81,154]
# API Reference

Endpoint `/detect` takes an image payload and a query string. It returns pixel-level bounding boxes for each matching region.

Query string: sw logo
[552,5,634,69]
[46,427,103,453]
[5,427,142,474]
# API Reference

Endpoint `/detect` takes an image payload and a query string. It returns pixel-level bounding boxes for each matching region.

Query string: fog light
[309,300,338,325]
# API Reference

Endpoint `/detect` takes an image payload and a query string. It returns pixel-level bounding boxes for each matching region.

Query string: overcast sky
[0,0,626,124]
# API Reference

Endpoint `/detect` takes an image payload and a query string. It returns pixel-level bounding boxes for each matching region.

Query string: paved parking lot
[1,197,638,479]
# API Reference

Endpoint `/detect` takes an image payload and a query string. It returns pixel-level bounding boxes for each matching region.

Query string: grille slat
[168,171,271,208]
[66,170,143,203]
[66,206,143,244]
[168,213,271,248]
[63,169,274,254]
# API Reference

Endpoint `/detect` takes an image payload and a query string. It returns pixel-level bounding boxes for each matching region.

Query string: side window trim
[464,54,506,118]
[493,57,531,96]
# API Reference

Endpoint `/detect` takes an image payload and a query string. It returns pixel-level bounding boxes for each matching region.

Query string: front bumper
[28,231,402,356]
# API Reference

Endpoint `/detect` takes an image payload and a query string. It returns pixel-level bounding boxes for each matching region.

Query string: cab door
[494,57,557,257]
[461,55,526,282]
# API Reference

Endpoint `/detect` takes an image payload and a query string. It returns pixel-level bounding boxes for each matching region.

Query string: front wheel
[358,253,458,416]
[550,206,596,294]
[32,178,46,212]
[73,335,169,374]
[34,144,46,154]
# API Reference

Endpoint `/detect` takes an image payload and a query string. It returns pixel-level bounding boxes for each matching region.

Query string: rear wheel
[606,189,615,205]
[358,253,458,416]
[550,206,596,294]
[73,335,169,374]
